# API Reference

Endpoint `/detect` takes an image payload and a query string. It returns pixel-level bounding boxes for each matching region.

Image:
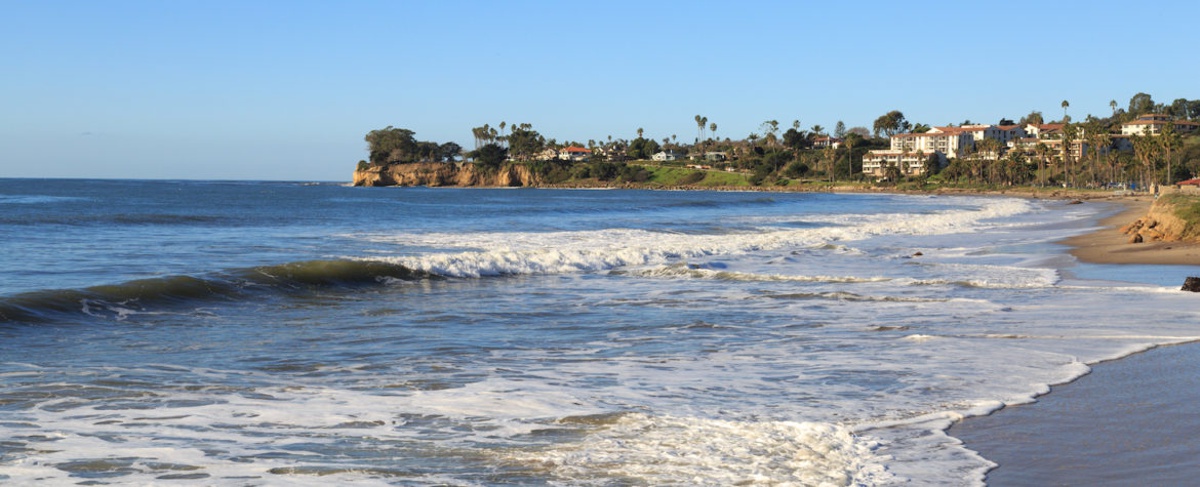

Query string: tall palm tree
[1109,100,1118,117]
[1034,142,1049,187]
[1061,100,1070,121]
[1160,121,1182,184]
[710,123,717,142]
[695,115,704,143]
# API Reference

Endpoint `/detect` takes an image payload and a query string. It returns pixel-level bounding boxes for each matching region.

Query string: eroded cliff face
[1121,197,1194,243]
[353,163,539,188]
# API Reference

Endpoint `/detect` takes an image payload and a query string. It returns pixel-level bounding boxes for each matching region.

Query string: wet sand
[1064,196,1200,265]
[951,197,1200,485]
[951,342,1200,486]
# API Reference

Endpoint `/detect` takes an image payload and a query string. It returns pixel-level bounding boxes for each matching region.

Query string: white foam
[507,413,893,486]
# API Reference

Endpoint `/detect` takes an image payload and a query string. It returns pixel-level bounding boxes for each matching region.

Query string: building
[861,150,947,178]
[558,146,592,162]
[1120,114,1200,136]
[651,150,686,162]
[812,136,843,149]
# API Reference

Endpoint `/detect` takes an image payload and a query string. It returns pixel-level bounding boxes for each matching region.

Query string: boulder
[1182,277,1200,292]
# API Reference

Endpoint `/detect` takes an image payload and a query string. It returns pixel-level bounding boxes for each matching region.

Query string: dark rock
[1067,200,1084,205]
[912,252,923,257]
[1183,277,1200,292]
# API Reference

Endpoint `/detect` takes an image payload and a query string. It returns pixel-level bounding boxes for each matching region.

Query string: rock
[1183,277,1200,292]
[1129,233,1144,244]
[912,252,923,257]
[1067,200,1084,205]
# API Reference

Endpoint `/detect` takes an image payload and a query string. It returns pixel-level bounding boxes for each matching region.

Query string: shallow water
[2,179,1198,485]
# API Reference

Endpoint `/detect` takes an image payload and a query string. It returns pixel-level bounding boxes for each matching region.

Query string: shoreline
[949,196,1200,485]
[1063,196,1200,266]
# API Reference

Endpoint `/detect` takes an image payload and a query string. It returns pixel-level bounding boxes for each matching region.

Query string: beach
[952,195,1200,485]
[1065,196,1200,266]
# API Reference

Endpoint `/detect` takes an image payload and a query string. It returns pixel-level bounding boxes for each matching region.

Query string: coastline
[1063,196,1200,266]
[950,195,1200,485]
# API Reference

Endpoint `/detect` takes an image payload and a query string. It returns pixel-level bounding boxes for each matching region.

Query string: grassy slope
[1161,193,1200,240]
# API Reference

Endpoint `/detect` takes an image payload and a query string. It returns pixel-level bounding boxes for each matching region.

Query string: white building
[1121,114,1200,136]
[651,150,687,162]
[557,146,592,162]
[861,150,947,177]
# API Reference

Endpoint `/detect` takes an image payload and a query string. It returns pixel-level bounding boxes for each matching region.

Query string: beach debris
[1183,277,1200,292]
[912,251,923,257]
[1067,200,1084,205]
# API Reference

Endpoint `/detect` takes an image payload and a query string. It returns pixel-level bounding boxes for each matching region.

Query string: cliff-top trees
[365,126,418,165]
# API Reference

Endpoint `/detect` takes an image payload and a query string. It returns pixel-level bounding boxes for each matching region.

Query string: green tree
[506,124,545,161]
[1061,100,1069,121]
[470,143,508,169]
[1129,92,1156,116]
[834,121,846,138]
[365,126,418,165]
[872,110,909,137]
[1019,110,1044,126]
[1160,121,1183,183]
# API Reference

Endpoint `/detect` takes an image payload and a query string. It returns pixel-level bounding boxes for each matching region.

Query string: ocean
[1,178,1197,486]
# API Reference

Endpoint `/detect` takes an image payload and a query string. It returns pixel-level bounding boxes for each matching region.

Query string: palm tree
[1160,121,1183,184]
[1109,100,1118,117]
[1061,100,1070,121]
[1034,142,1050,187]
[637,127,644,139]
[709,123,717,142]
[695,115,704,143]
[811,125,825,137]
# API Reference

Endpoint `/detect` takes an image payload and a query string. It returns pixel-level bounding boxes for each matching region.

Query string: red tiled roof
[1179,178,1200,186]
[564,146,590,153]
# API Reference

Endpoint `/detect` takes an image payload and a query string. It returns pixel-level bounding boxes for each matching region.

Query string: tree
[364,126,418,165]
[834,121,846,138]
[810,124,825,137]
[507,125,545,161]
[761,120,780,147]
[1019,110,1044,126]
[1160,121,1183,184]
[470,143,507,169]
[1110,100,1118,117]
[782,128,809,151]
[1129,92,1156,116]
[438,142,463,162]
[710,122,717,141]
[1061,100,1069,121]
[872,110,909,137]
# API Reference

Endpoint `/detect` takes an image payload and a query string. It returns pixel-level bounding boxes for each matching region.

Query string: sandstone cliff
[1120,196,1197,243]
[353,163,540,188]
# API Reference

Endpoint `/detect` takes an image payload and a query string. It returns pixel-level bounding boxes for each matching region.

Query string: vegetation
[1162,193,1200,240]
[359,91,1200,192]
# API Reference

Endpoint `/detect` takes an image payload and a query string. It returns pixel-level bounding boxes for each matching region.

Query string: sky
[2,0,1198,181]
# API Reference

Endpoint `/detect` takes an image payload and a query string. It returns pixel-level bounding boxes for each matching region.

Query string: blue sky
[2,0,1197,181]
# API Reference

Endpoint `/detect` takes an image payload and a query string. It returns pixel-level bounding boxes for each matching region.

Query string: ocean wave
[0,260,430,324]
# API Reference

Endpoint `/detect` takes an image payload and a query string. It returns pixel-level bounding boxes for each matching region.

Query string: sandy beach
[1064,196,1200,265]
[952,195,1200,485]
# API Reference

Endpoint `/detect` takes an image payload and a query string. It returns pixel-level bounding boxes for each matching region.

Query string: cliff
[1120,194,1200,243]
[353,163,540,188]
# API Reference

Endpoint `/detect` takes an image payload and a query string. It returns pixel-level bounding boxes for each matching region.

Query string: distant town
[358,93,1200,191]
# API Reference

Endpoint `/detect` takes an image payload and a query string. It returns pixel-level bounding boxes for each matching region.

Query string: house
[1121,114,1200,136]
[558,146,592,162]
[861,150,947,177]
[812,136,843,149]
[652,150,687,162]
[1178,178,1200,193]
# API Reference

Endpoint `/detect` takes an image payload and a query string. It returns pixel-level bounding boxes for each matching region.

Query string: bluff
[353,163,539,188]
[1120,194,1199,243]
